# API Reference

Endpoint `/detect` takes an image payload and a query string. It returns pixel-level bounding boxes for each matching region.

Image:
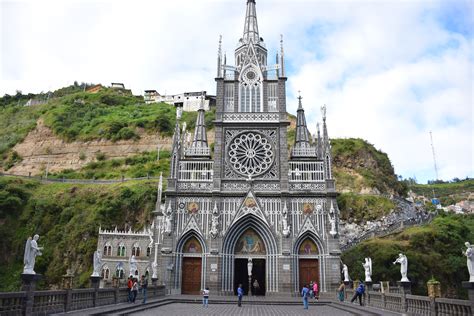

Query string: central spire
[243,0,259,43]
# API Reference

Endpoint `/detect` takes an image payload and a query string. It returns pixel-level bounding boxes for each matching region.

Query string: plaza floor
[130,303,355,316]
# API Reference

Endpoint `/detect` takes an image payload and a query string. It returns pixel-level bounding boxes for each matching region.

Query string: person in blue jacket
[351,282,365,306]
[237,284,244,307]
[301,284,310,309]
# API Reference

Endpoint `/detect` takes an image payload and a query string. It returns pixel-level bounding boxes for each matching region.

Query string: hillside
[341,213,474,299]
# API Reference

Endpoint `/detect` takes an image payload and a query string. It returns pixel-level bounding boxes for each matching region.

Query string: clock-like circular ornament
[242,67,259,85]
[228,132,274,177]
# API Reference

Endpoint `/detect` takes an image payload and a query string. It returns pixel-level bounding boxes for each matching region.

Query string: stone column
[21,273,42,316]
[90,276,101,307]
[462,282,474,310]
[397,281,411,312]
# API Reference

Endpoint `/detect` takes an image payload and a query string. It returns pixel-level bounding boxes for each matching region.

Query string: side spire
[186,93,210,158]
[217,35,223,78]
[243,0,259,43]
[280,34,285,77]
[292,92,316,158]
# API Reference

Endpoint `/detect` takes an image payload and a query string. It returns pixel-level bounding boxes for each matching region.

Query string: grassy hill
[341,213,474,299]
[409,179,474,206]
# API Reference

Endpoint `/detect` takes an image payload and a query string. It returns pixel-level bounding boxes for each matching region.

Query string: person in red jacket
[313,282,319,300]
[127,276,133,302]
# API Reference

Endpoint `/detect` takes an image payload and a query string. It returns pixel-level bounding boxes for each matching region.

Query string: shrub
[95,151,106,161]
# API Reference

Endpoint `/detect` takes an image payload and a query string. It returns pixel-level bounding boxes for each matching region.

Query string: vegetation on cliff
[0,177,157,291]
[341,213,474,299]
[409,179,474,206]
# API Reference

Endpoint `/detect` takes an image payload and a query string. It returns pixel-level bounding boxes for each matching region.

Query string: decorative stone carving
[282,202,290,238]
[463,241,474,282]
[91,250,102,277]
[329,201,337,237]
[228,132,274,177]
[23,234,43,274]
[129,255,138,277]
[393,253,409,282]
[342,263,350,282]
[363,257,372,282]
[164,203,173,235]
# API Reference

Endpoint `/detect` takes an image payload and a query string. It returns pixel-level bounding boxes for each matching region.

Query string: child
[202,287,209,307]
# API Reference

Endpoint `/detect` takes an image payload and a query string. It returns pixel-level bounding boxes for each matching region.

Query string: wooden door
[299,259,319,291]
[182,257,202,294]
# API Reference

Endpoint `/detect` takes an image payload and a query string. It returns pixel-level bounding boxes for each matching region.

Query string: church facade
[98,0,341,295]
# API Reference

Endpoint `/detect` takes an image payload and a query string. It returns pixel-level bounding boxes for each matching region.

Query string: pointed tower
[316,122,323,158]
[217,35,223,78]
[169,115,181,183]
[186,94,211,158]
[291,94,316,158]
[321,105,332,179]
[243,0,259,44]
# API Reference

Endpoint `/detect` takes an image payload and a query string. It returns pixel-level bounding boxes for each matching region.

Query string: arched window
[146,246,152,257]
[116,266,125,279]
[117,242,126,257]
[103,242,112,256]
[239,66,262,113]
[132,243,141,257]
[101,265,110,280]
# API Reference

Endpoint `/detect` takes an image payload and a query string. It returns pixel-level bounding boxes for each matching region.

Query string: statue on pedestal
[462,242,474,282]
[91,250,102,277]
[363,257,372,282]
[152,261,158,279]
[342,263,350,282]
[247,258,253,276]
[393,253,409,282]
[23,234,43,274]
[129,255,138,277]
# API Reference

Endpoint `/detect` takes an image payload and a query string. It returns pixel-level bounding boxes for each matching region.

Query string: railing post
[398,281,411,313]
[381,293,386,309]
[65,289,72,312]
[21,273,42,316]
[430,297,436,316]
[90,276,101,307]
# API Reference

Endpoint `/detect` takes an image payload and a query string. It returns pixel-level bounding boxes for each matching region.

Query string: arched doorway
[297,238,320,291]
[181,236,202,294]
[233,228,266,296]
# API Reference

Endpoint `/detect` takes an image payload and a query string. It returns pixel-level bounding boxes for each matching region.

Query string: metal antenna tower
[429,131,439,181]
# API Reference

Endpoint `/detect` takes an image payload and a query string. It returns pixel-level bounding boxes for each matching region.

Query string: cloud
[1,0,472,183]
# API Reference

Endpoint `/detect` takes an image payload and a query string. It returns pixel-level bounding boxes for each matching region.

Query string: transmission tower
[429,131,439,181]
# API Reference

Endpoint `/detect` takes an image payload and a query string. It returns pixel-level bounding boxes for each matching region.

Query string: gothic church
[98,0,341,295]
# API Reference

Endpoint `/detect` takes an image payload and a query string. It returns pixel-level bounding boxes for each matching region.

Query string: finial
[321,104,327,120]
[297,91,303,109]
[317,122,320,132]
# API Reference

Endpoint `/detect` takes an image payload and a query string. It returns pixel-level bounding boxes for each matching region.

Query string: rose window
[228,132,274,177]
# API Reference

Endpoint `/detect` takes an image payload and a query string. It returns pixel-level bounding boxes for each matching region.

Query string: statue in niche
[164,204,173,235]
[329,202,337,236]
[462,242,474,282]
[363,257,372,282]
[393,253,409,282]
[91,249,102,277]
[247,258,253,276]
[282,203,290,238]
[23,234,43,274]
[210,207,220,239]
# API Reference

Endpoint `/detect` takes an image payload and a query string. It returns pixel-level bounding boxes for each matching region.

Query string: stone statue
[23,234,43,274]
[152,261,158,279]
[282,203,290,238]
[91,250,102,277]
[210,204,219,239]
[129,255,138,277]
[342,263,350,282]
[393,253,409,282]
[247,258,253,276]
[462,242,474,282]
[164,204,173,235]
[363,257,372,282]
[329,202,337,237]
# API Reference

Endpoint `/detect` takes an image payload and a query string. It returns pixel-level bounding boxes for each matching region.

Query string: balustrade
[178,161,213,182]
[288,161,324,182]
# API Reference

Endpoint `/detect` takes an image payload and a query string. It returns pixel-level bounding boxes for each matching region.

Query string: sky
[1,0,473,183]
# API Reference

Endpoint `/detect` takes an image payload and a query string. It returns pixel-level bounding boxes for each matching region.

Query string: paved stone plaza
[131,303,354,316]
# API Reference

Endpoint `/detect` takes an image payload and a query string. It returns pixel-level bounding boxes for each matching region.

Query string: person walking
[140,275,148,304]
[351,282,365,306]
[202,287,210,307]
[301,284,310,310]
[127,276,133,303]
[131,278,139,303]
[337,282,345,302]
[237,284,244,307]
[309,281,314,299]
[313,282,319,301]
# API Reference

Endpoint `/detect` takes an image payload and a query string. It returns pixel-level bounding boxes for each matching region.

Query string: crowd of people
[126,275,148,304]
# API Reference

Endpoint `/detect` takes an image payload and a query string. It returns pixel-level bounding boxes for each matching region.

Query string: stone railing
[344,289,472,315]
[0,285,165,316]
